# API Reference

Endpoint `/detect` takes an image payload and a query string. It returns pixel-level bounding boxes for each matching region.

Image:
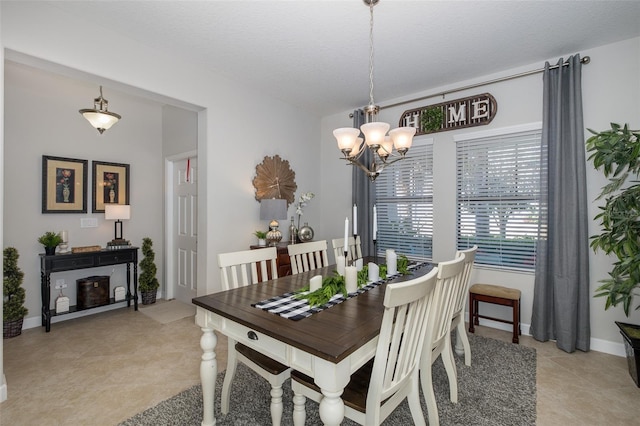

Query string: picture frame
[92,161,130,213]
[42,155,88,214]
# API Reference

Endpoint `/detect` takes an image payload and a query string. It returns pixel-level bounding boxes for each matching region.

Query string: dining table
[192,257,433,426]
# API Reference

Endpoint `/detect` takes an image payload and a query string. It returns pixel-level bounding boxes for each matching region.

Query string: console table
[39,247,139,332]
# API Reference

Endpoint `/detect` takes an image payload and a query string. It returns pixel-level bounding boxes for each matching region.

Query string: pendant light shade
[79,86,121,134]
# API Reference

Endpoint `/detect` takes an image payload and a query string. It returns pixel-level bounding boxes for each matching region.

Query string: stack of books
[107,239,132,250]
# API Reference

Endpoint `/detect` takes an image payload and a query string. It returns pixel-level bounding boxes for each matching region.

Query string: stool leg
[468,294,475,333]
[512,300,519,344]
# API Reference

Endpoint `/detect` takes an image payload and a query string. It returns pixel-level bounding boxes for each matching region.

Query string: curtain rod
[376,55,590,112]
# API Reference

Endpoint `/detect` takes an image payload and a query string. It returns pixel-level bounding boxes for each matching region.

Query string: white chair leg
[270,384,284,426]
[292,390,306,426]
[420,361,440,426]
[443,336,458,403]
[221,341,238,414]
[456,320,472,366]
[407,373,426,426]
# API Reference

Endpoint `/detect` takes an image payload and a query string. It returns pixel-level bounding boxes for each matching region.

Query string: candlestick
[344,216,349,249]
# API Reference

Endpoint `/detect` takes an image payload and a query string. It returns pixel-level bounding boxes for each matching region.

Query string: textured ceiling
[48,0,640,116]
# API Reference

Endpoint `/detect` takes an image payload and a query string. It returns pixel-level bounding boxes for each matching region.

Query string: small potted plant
[254,230,267,246]
[37,231,63,255]
[4,247,28,338]
[139,237,160,305]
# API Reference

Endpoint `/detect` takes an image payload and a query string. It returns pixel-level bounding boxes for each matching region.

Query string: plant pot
[141,291,157,305]
[258,239,266,246]
[3,317,24,339]
[616,321,640,387]
[44,246,56,256]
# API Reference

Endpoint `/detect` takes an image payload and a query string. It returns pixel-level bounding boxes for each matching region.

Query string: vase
[109,188,116,203]
[62,185,70,203]
[298,223,314,242]
[288,216,297,244]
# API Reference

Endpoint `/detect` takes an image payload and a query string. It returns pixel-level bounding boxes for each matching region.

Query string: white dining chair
[291,266,439,426]
[217,247,290,426]
[287,240,329,274]
[451,245,477,366]
[419,254,466,426]
[331,235,362,263]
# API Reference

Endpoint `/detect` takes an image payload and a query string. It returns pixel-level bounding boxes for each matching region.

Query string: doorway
[165,152,198,303]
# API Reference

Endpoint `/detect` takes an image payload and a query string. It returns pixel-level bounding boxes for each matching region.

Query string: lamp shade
[260,199,287,220]
[105,204,131,220]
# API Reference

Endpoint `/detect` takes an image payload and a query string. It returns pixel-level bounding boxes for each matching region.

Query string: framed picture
[92,161,130,213]
[42,155,88,213]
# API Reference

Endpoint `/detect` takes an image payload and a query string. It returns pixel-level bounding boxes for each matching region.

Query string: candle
[337,256,346,276]
[345,266,358,294]
[310,275,323,292]
[344,217,349,250]
[386,249,397,276]
[353,204,358,235]
[61,230,68,243]
[373,205,377,240]
[368,262,380,282]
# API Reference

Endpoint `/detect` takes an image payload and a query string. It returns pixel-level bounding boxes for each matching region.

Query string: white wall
[4,61,165,326]
[321,37,640,354]
[0,3,5,403]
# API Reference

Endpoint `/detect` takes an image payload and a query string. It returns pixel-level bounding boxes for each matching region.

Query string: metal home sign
[399,93,497,135]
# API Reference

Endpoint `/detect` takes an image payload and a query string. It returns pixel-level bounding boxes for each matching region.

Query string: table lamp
[260,199,287,246]
[105,204,131,243]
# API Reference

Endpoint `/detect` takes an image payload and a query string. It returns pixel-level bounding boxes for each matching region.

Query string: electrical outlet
[80,218,98,228]
[55,279,65,289]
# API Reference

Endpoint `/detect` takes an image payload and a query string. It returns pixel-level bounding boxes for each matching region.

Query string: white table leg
[200,327,217,426]
[318,388,345,426]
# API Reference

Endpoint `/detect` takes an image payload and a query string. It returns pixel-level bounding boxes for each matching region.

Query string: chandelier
[333,0,416,182]
[79,86,121,134]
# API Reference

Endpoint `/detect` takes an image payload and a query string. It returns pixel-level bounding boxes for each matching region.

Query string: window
[375,139,433,261]
[456,124,543,270]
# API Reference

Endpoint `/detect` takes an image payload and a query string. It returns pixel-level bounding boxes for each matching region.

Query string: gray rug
[120,334,536,425]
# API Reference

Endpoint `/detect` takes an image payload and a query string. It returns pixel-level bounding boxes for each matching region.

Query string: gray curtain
[351,109,376,256]
[531,55,590,352]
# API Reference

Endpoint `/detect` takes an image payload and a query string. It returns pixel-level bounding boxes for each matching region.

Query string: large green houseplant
[139,237,160,305]
[587,123,640,386]
[4,247,28,338]
[586,123,640,316]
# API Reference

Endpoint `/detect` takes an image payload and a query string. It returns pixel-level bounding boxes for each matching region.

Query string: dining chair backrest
[365,266,439,424]
[217,247,278,290]
[419,254,466,426]
[452,246,477,318]
[331,235,362,263]
[287,240,329,274]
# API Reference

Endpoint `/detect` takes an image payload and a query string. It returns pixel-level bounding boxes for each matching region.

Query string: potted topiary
[4,247,28,338]
[254,230,267,246]
[37,231,63,255]
[139,237,160,305]
[586,122,640,386]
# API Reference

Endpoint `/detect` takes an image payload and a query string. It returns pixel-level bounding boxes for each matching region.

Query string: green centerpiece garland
[295,254,410,307]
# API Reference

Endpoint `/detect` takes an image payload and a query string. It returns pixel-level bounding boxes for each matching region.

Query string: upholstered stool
[468,284,521,344]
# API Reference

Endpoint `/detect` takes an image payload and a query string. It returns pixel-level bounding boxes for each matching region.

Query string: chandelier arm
[368,0,375,108]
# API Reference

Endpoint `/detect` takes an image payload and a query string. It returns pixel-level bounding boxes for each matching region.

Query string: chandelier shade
[334,0,416,181]
[79,86,121,134]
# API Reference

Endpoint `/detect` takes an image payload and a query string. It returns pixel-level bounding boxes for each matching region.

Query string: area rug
[119,334,536,425]
[139,300,196,324]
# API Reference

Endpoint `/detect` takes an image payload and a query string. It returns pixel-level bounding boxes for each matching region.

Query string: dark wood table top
[193,258,433,364]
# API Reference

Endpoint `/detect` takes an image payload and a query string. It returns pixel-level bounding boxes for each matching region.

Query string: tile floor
[1,304,639,425]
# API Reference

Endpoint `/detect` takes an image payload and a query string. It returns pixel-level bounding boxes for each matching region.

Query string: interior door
[173,157,198,304]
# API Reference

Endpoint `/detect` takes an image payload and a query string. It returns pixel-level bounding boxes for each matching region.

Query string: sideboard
[39,247,139,332]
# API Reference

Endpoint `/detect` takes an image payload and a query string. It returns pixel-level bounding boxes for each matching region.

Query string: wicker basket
[141,291,157,305]
[3,317,24,339]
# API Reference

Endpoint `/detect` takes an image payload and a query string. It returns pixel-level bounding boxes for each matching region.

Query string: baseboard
[1,374,7,402]
[474,317,626,357]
